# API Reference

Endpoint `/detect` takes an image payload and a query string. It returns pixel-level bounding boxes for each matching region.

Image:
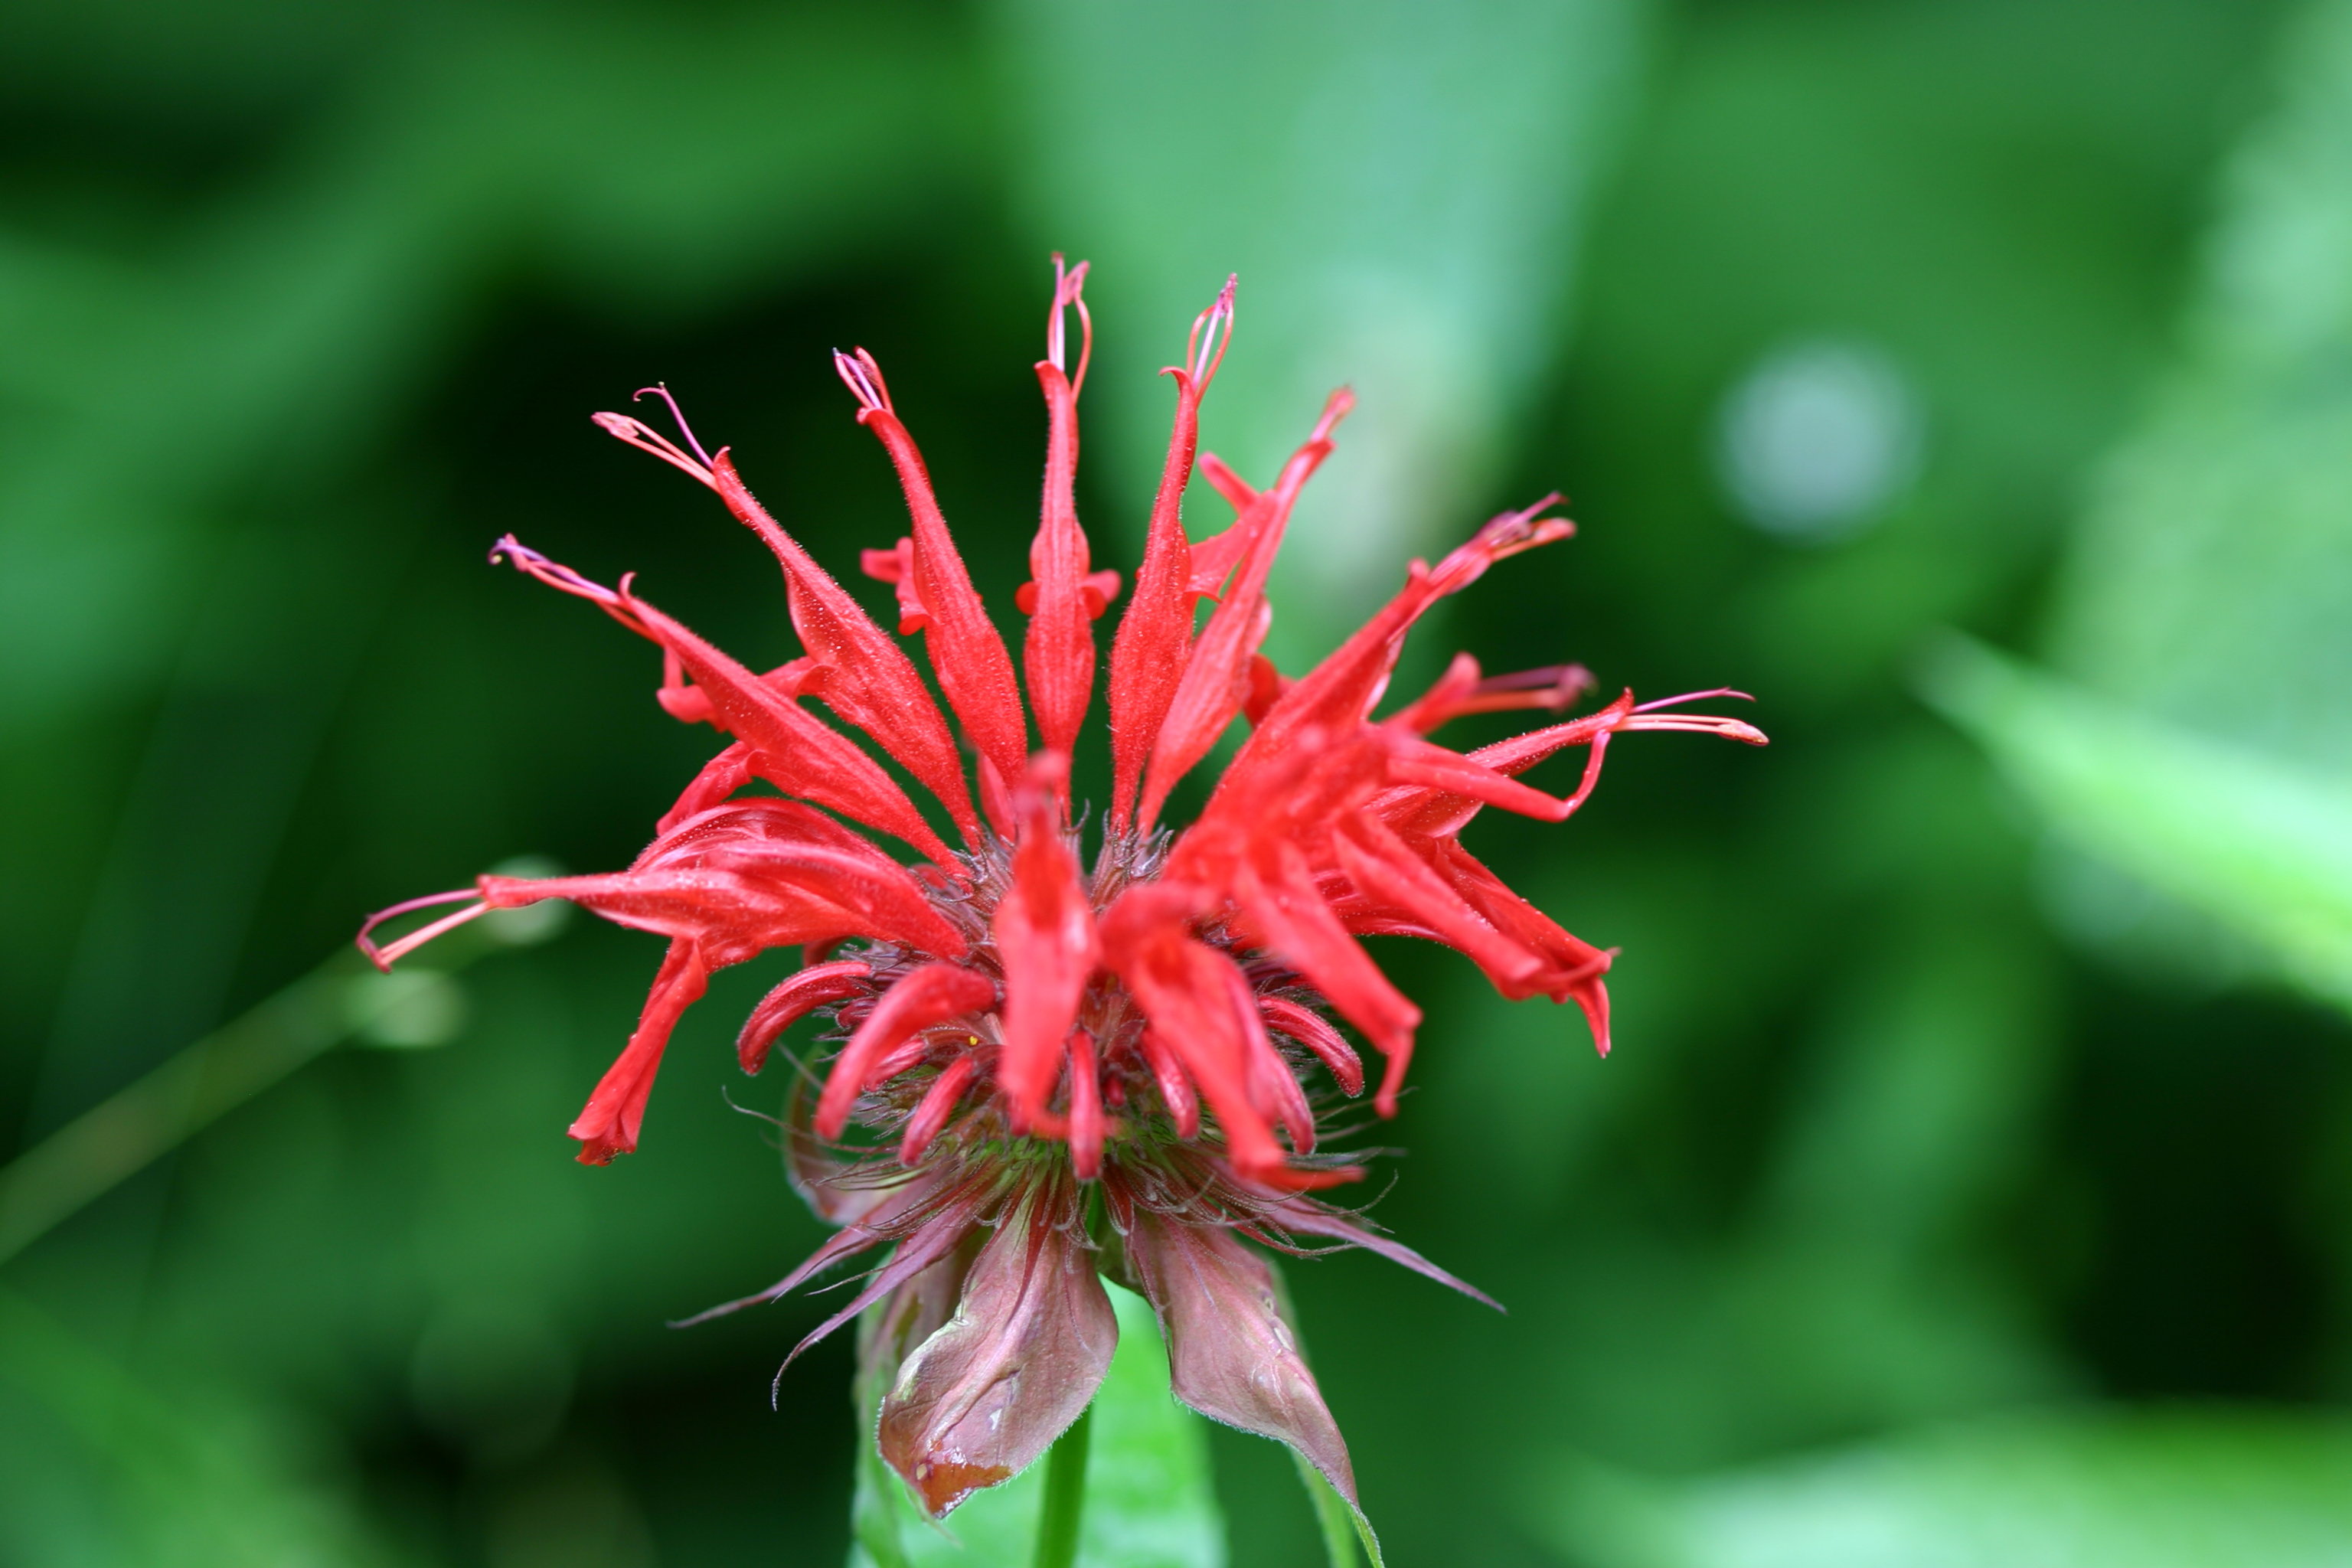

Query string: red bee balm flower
[360,259,1763,1519]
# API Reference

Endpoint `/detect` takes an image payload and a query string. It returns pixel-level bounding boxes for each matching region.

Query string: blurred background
[6,0,2352,1563]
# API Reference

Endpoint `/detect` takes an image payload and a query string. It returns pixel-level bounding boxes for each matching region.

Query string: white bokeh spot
[1716,338,1923,544]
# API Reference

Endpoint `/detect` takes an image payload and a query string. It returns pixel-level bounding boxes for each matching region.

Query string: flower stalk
[1031,1404,1092,1568]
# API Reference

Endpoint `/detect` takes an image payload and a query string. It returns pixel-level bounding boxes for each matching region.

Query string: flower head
[361,260,1763,1517]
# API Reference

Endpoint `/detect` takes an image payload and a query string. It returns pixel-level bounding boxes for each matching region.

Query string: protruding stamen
[1634,687,1755,712]
[632,383,716,468]
[1620,710,1770,744]
[356,890,489,971]
[1185,274,1238,386]
[1044,253,1093,398]
[1619,688,1767,745]
[590,411,716,489]
[833,348,893,417]
[489,535,626,609]
[1308,385,1354,443]
[1481,492,1574,557]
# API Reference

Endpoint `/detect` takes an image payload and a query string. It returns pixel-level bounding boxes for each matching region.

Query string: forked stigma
[591,406,716,489]
[1184,273,1239,386]
[632,384,716,468]
[832,348,893,416]
[1046,253,1094,397]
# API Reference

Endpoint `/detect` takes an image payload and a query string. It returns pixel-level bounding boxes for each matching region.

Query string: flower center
[822,819,1360,1178]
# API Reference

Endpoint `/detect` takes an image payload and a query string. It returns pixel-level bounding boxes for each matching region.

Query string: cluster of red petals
[360,266,1759,1187]
[357,258,1764,1516]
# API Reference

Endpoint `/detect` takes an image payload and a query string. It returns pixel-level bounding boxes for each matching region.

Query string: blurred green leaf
[0,2,982,739]
[1926,635,2352,1011]
[0,1288,405,1567]
[1534,1410,2352,1568]
[849,1281,1224,1568]
[2048,0,2352,770]
[987,0,1648,653]
[1963,0,2352,997]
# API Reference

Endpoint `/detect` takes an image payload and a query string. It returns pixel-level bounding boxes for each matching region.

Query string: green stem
[0,899,547,1270]
[1032,1404,1094,1568]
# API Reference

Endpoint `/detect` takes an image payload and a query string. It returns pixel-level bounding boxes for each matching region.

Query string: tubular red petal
[1024,346,1099,770]
[1106,277,1236,834]
[1138,391,1352,828]
[876,1178,1116,1517]
[1136,1029,1200,1138]
[1184,518,1256,603]
[1459,691,1636,780]
[1231,844,1420,1117]
[492,539,954,864]
[477,802,966,969]
[655,799,969,957]
[709,453,980,846]
[1078,568,1120,616]
[478,869,817,960]
[1383,652,1481,733]
[865,1025,964,1089]
[737,959,872,1074]
[815,963,999,1138]
[1377,695,1635,842]
[1125,1210,1356,1505]
[599,394,975,841]
[1417,837,1615,1050]
[835,353,1031,793]
[991,755,1098,1127]
[1242,654,1289,728]
[1377,690,1764,841]
[1330,818,1542,987]
[1067,1029,1105,1179]
[1196,449,1259,514]
[1182,450,1266,606]
[656,743,756,835]
[1387,656,1595,733]
[859,536,929,632]
[569,940,710,1164]
[1217,959,1314,1154]
[1220,497,1570,808]
[1382,737,1600,824]
[974,753,1016,838]
[1097,888,1286,1180]
[1257,996,1364,1097]
[899,1053,981,1165]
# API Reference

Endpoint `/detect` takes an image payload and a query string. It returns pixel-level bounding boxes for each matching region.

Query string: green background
[7,0,2352,1563]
